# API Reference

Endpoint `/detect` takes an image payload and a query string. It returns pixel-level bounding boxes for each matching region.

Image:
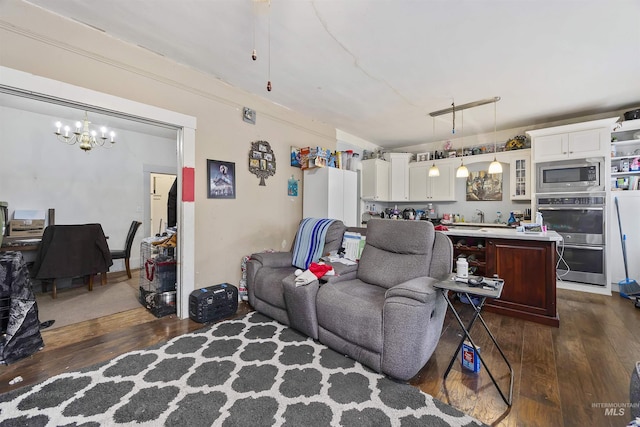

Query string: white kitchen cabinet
[509,152,531,200]
[387,153,412,201]
[409,163,428,201]
[409,160,455,201]
[361,159,390,201]
[532,129,608,162]
[528,118,617,162]
[303,167,358,227]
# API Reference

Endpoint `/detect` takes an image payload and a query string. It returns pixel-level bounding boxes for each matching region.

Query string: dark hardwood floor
[1,284,638,426]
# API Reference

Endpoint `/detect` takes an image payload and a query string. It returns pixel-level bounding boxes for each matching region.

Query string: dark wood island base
[445,228,562,327]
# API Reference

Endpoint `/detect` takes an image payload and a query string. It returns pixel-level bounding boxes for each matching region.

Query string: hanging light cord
[251,1,257,60]
[266,0,272,91]
[494,101,497,152]
[451,101,455,134]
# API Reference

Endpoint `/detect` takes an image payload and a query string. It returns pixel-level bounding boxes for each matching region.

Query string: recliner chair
[315,218,452,380]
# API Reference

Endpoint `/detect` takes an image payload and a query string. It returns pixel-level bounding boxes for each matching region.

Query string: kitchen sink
[446,226,482,230]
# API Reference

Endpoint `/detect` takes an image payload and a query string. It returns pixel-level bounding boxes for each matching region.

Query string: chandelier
[54,112,116,152]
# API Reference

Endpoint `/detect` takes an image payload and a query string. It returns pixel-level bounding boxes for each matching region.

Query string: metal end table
[434,274,514,406]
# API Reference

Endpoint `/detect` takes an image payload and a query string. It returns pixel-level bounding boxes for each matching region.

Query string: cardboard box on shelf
[9,219,45,237]
[300,147,330,170]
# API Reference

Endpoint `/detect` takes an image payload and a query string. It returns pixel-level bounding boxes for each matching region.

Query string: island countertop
[441,226,563,242]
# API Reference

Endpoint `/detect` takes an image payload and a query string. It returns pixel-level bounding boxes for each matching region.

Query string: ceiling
[24,0,640,149]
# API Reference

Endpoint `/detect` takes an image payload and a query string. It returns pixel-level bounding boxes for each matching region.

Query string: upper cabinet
[361,159,390,201]
[532,129,609,162]
[509,152,531,200]
[528,117,618,163]
[388,153,412,201]
[409,159,455,201]
[363,156,456,202]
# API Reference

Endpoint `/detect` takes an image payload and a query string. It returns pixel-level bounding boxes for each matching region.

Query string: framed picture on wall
[466,170,503,201]
[207,159,236,199]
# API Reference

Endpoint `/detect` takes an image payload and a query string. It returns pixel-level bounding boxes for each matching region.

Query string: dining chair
[110,220,142,279]
[32,224,113,299]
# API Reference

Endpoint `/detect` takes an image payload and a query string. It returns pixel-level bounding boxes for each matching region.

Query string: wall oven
[536,158,603,193]
[537,193,606,286]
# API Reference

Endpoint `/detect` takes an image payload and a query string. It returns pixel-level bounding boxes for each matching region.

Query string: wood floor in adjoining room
[1,288,638,427]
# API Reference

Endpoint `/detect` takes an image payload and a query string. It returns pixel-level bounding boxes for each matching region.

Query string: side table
[433,275,514,406]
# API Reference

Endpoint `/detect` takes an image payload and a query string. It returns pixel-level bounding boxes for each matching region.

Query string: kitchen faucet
[476,209,485,223]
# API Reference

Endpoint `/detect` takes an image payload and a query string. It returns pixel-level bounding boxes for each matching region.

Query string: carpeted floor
[35,278,141,330]
[0,312,485,426]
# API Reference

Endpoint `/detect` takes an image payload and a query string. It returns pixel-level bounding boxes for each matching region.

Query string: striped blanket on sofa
[292,218,335,269]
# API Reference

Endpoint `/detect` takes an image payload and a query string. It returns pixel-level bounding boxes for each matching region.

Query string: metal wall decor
[249,140,276,186]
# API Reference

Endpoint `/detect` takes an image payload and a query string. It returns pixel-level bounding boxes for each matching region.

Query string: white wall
[0,105,177,271]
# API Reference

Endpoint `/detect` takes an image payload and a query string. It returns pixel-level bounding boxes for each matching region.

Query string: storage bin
[139,240,176,317]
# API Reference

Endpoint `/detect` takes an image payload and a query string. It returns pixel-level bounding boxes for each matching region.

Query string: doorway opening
[150,173,177,236]
[1,66,197,323]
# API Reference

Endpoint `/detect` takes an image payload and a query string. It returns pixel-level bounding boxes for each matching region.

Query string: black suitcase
[189,283,238,323]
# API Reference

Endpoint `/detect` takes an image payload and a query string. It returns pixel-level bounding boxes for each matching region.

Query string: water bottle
[456,257,469,279]
[508,212,517,226]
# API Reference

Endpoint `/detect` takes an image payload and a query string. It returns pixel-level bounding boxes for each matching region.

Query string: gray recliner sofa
[247,218,452,381]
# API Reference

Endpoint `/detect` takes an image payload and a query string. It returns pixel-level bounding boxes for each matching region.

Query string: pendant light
[456,110,469,178]
[488,101,503,174]
[428,117,440,177]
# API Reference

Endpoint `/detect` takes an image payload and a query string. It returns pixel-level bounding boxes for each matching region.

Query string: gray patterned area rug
[0,312,485,426]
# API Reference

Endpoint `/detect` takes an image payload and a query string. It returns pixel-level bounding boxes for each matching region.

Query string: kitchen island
[442,226,562,327]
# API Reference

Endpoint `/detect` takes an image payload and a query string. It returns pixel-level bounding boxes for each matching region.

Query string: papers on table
[325,256,357,266]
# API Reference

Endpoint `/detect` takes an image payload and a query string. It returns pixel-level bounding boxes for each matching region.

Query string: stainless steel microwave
[536,158,603,193]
